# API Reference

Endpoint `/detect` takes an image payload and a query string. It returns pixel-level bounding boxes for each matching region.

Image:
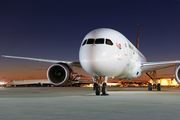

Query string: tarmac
[0,87,180,120]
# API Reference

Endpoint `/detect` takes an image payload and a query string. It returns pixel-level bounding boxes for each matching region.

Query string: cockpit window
[87,39,94,44]
[82,40,87,46]
[95,38,104,44]
[83,38,113,46]
[106,39,113,45]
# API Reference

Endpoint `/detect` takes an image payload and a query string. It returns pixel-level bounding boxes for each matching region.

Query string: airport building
[6,78,94,87]
[151,78,179,87]
[121,78,179,87]
[5,78,179,87]
[6,79,52,87]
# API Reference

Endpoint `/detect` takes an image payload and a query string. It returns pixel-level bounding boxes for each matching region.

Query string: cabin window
[82,40,87,46]
[106,39,113,45]
[87,39,94,44]
[95,38,104,44]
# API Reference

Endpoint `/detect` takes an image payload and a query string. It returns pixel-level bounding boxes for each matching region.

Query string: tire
[95,86,100,95]
[93,83,98,90]
[148,83,152,91]
[103,83,107,87]
[157,83,161,91]
[102,86,107,95]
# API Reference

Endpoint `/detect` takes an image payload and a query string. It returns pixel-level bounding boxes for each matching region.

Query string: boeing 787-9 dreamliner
[2,25,180,95]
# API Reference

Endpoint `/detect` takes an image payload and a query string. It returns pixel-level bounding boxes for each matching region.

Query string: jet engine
[174,64,180,84]
[47,63,73,86]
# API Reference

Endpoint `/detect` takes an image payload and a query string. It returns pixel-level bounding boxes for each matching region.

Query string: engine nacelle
[47,63,73,86]
[174,64,180,84]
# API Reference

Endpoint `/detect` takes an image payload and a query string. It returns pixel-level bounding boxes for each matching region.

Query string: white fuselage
[79,28,147,80]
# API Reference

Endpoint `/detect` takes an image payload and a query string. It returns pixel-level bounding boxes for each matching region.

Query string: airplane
[2,24,180,95]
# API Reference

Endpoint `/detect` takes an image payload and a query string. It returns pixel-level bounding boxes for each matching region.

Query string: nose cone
[79,45,104,76]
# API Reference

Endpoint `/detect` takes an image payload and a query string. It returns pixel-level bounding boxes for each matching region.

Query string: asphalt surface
[0,87,180,120]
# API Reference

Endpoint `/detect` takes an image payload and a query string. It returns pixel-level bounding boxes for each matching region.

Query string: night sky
[0,0,180,82]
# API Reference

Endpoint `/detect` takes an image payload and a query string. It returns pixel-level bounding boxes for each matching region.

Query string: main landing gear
[93,76,109,96]
[148,83,161,91]
[146,71,161,91]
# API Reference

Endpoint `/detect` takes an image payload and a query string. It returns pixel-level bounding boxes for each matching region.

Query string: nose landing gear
[93,76,109,96]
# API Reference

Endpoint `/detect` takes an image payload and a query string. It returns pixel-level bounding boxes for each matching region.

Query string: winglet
[1,55,8,58]
[136,24,139,50]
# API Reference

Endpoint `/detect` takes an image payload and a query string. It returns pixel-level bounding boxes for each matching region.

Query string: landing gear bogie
[148,83,161,91]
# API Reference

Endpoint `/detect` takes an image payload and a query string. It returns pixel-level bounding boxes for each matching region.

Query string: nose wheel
[95,84,100,95]
[94,83,109,96]
[93,76,109,96]
[101,83,109,96]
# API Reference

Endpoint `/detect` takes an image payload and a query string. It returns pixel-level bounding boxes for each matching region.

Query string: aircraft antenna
[136,24,139,49]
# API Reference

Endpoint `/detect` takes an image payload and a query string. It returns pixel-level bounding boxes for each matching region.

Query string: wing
[141,60,180,73]
[1,55,81,67]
